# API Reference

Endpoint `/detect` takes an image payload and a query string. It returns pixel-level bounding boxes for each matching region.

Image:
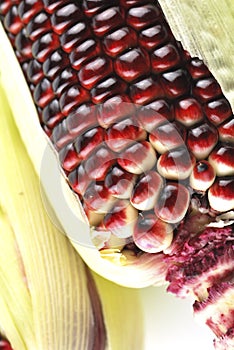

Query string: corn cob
[0,0,234,349]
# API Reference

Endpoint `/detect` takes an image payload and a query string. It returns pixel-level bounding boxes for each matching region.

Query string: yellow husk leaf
[92,272,144,350]
[0,83,144,350]
[0,84,96,349]
[0,208,34,350]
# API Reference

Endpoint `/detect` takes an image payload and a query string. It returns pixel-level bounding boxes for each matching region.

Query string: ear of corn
[0,1,234,349]
[0,83,144,350]
[0,0,233,285]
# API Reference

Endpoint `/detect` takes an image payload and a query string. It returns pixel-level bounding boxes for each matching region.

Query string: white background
[141,285,214,350]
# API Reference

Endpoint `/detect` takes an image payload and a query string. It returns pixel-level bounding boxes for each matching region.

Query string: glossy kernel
[127,4,161,30]
[92,6,124,37]
[32,32,60,62]
[160,69,190,98]
[151,43,181,73]
[51,3,82,35]
[70,39,101,71]
[103,26,137,57]
[78,56,113,89]
[114,48,150,82]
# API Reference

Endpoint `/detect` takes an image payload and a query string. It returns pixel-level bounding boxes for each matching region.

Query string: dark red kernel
[191,160,215,187]
[131,170,163,211]
[193,77,222,102]
[83,0,118,17]
[41,99,64,128]
[59,84,90,116]
[138,99,174,132]
[114,48,150,82]
[130,77,164,105]
[66,103,98,137]
[15,50,26,64]
[205,98,232,125]
[127,4,161,30]
[18,0,43,24]
[208,177,234,212]
[160,69,190,98]
[218,117,234,143]
[157,146,195,180]
[187,57,210,79]
[43,0,71,14]
[117,140,156,174]
[74,127,104,161]
[92,6,124,37]
[97,94,135,128]
[154,182,190,223]
[209,178,234,201]
[68,163,90,195]
[104,165,136,198]
[33,78,54,108]
[105,117,146,152]
[4,5,23,35]
[151,43,181,73]
[83,181,115,212]
[174,97,203,126]
[0,338,14,350]
[26,12,51,41]
[78,56,113,90]
[51,3,82,35]
[187,122,219,159]
[43,50,69,80]
[190,160,216,192]
[51,118,73,149]
[60,22,91,53]
[0,0,18,16]
[209,145,234,175]
[150,122,186,153]
[59,143,80,172]
[84,145,115,180]
[103,27,137,57]
[52,67,78,97]
[103,199,137,238]
[133,212,172,253]
[139,24,170,50]
[70,39,101,71]
[15,28,33,60]
[32,32,60,63]
[91,75,127,104]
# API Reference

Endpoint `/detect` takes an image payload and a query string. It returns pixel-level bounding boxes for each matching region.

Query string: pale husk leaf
[0,85,96,350]
[92,271,144,350]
